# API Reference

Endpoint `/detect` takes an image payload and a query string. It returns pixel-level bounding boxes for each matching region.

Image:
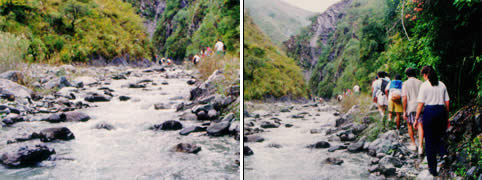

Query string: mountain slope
[0,0,151,63]
[244,13,307,100]
[244,0,315,44]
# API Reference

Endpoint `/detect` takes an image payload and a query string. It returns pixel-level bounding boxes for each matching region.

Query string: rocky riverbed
[244,101,438,180]
[0,63,240,179]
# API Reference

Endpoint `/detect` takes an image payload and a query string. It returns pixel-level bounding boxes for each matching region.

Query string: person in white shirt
[373,71,390,117]
[353,85,360,94]
[214,40,224,55]
[192,54,201,65]
[415,66,450,177]
[402,68,424,153]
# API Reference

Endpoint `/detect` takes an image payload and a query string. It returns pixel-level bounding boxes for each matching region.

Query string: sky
[280,0,341,13]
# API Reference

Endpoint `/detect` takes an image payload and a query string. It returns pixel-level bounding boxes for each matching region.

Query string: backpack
[380,79,389,95]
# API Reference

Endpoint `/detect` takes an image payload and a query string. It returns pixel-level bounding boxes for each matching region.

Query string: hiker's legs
[396,112,401,129]
[423,105,445,176]
[418,120,424,151]
[407,120,416,145]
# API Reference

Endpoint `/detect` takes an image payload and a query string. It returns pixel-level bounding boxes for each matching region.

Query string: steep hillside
[0,0,151,63]
[244,13,307,100]
[152,0,240,61]
[284,0,352,80]
[244,0,315,44]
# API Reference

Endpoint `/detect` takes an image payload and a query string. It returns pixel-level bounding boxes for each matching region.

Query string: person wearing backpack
[385,74,403,130]
[415,66,450,177]
[373,71,390,117]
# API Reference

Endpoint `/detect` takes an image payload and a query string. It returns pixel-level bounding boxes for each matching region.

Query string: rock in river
[0,144,55,168]
[323,157,344,165]
[150,120,183,131]
[306,141,331,149]
[38,127,75,142]
[173,143,201,154]
[207,113,235,136]
[84,94,111,102]
[179,126,206,135]
[244,146,254,156]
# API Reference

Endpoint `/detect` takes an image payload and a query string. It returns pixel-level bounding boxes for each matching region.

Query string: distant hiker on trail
[372,71,390,117]
[353,85,360,95]
[192,54,201,65]
[167,58,172,66]
[200,50,205,58]
[371,76,379,103]
[402,68,424,154]
[206,47,212,56]
[385,74,403,130]
[160,57,166,65]
[215,40,225,55]
[415,66,450,177]
[337,94,343,102]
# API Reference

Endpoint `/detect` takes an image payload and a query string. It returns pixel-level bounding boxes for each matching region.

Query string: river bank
[0,63,240,179]
[242,99,474,179]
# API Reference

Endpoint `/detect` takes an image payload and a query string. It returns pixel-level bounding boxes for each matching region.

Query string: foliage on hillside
[0,0,151,64]
[244,13,307,100]
[244,0,315,45]
[306,0,481,109]
[152,0,240,60]
[0,31,29,72]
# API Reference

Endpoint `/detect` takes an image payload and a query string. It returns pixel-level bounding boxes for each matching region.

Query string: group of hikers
[154,40,225,66]
[371,66,450,177]
[191,40,225,65]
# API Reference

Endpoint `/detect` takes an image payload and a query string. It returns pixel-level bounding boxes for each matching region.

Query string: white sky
[280,0,341,13]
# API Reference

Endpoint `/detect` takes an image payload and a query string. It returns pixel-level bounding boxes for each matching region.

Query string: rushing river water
[0,67,239,180]
[244,103,372,180]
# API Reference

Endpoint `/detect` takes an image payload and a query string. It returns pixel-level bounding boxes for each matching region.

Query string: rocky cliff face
[138,0,166,39]
[284,0,352,80]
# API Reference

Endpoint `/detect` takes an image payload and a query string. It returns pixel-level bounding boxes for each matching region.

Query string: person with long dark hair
[415,66,450,177]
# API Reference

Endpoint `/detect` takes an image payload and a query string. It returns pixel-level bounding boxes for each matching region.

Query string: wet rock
[291,114,304,119]
[38,127,75,142]
[285,124,293,128]
[2,115,25,126]
[244,146,254,156]
[280,108,291,112]
[352,124,368,135]
[207,109,218,119]
[367,130,399,156]
[266,143,282,148]
[119,96,131,101]
[323,157,344,165]
[378,156,402,176]
[307,141,330,149]
[45,113,65,123]
[94,123,115,130]
[173,143,201,154]
[206,113,234,136]
[128,83,146,88]
[310,129,321,134]
[260,121,279,128]
[244,135,264,142]
[168,96,184,101]
[0,144,55,168]
[111,74,127,80]
[187,79,196,85]
[64,111,90,122]
[327,145,347,152]
[45,76,72,89]
[338,131,356,142]
[161,81,168,85]
[84,94,111,102]
[0,71,24,83]
[179,112,197,121]
[150,120,183,131]
[154,103,170,110]
[179,126,206,135]
[335,117,346,127]
[347,139,365,153]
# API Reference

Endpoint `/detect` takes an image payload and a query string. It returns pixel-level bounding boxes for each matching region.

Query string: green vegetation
[300,0,481,110]
[0,0,151,64]
[153,0,240,60]
[244,13,307,100]
[244,0,315,45]
[0,31,29,72]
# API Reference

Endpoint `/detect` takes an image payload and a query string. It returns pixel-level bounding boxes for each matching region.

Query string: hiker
[372,71,390,117]
[415,66,450,177]
[402,68,424,154]
[200,50,205,58]
[385,74,403,130]
[337,94,343,102]
[206,47,212,56]
[214,40,225,55]
[160,57,166,65]
[167,58,172,66]
[371,76,379,103]
[353,85,360,95]
[192,54,201,65]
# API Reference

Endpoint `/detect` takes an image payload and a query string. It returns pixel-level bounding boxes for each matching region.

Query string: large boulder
[150,120,183,131]
[347,139,365,153]
[0,79,33,99]
[64,111,91,122]
[206,113,235,136]
[0,71,24,83]
[377,156,403,176]
[244,146,254,156]
[367,130,399,156]
[37,127,75,142]
[0,144,55,168]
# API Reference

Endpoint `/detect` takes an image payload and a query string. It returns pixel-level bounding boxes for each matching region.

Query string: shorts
[376,93,388,106]
[407,112,422,125]
[388,99,403,113]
